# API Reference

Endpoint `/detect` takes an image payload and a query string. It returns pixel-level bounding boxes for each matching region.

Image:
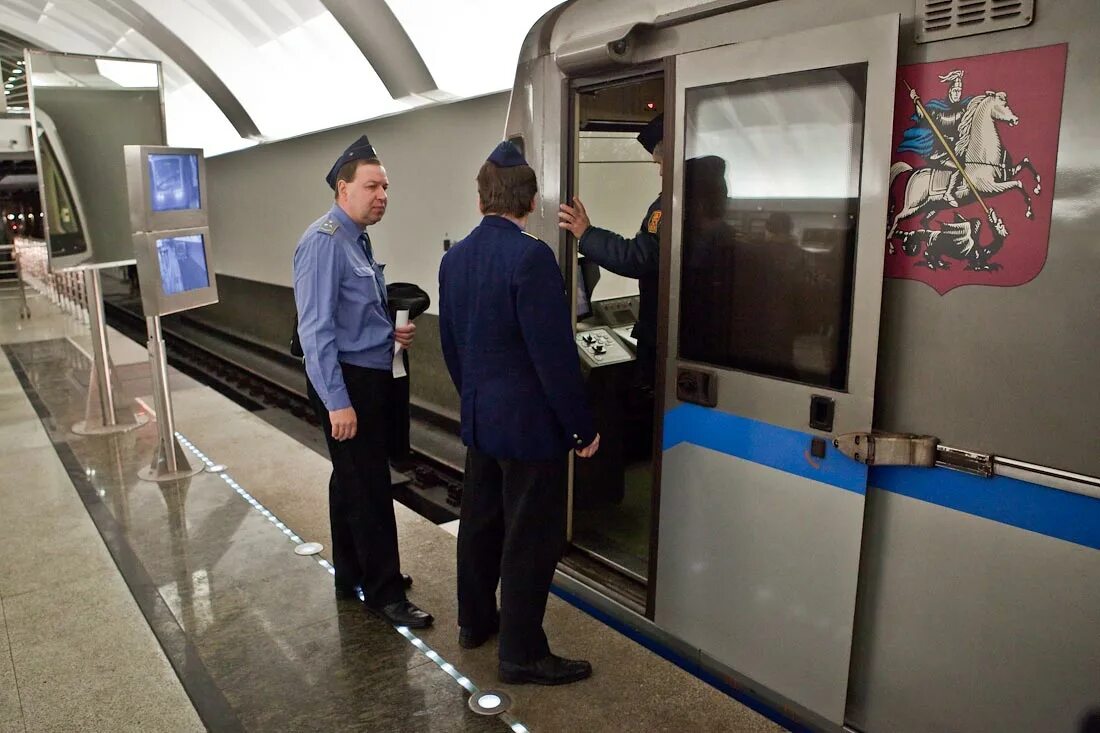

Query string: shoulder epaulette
[317,219,339,236]
[521,230,546,244]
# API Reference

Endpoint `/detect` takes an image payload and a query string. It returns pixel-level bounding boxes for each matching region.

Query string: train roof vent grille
[915,0,1034,44]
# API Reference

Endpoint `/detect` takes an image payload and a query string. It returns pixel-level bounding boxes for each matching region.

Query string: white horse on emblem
[886,90,1041,250]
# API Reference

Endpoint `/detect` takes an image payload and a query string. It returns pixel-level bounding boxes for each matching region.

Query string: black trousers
[458,447,568,664]
[636,340,657,391]
[307,364,406,608]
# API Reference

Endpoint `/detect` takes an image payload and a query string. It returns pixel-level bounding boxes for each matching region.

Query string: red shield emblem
[885,44,1068,294]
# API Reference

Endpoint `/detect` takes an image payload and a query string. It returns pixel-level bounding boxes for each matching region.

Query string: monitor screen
[148,153,201,212]
[156,233,210,295]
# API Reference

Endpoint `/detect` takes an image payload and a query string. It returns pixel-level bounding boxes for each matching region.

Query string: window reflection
[37,126,88,259]
[678,65,866,390]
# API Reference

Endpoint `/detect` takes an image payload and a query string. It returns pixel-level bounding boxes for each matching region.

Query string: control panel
[576,327,634,367]
[612,325,638,348]
[592,296,638,328]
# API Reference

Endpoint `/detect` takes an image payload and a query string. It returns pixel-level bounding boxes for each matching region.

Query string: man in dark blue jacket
[558,113,664,387]
[439,141,600,686]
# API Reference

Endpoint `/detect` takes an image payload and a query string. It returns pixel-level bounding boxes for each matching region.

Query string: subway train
[498,1,1099,732]
[41,0,1093,730]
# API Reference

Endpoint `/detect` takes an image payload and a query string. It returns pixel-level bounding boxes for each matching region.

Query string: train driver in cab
[558,113,664,389]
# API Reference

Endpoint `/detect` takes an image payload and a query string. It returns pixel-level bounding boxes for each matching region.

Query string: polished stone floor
[3,337,507,733]
[0,337,204,732]
[1,291,787,732]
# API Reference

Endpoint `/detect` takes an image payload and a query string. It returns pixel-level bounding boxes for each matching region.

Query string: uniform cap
[326,135,380,189]
[487,140,527,168]
[637,113,664,154]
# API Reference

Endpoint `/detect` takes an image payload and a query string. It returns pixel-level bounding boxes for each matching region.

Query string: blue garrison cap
[487,141,528,168]
[637,113,664,154]
[326,135,380,189]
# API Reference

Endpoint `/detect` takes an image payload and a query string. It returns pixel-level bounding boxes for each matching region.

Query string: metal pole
[85,269,117,427]
[80,274,89,324]
[72,271,144,436]
[148,315,179,474]
[138,313,198,482]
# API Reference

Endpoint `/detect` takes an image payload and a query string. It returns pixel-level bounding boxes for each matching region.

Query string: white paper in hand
[393,309,409,379]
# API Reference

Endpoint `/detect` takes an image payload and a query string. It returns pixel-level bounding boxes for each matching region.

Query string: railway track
[102,296,464,524]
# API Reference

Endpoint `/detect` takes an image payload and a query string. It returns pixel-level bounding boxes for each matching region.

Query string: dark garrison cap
[326,135,380,189]
[637,113,664,154]
[487,140,528,168]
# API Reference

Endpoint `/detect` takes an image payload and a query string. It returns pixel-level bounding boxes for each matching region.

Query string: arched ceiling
[0,0,563,155]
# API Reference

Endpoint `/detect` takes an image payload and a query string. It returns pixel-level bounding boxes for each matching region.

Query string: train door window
[569,74,663,587]
[679,65,865,390]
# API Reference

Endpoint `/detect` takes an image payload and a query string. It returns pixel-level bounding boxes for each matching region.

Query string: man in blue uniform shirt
[293,135,432,629]
[558,113,664,387]
[439,141,600,685]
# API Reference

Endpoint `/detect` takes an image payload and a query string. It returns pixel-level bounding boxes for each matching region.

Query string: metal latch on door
[833,432,938,467]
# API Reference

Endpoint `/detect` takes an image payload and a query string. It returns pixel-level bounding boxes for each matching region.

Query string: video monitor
[133,227,218,317]
[148,153,201,212]
[125,145,208,232]
[156,233,209,295]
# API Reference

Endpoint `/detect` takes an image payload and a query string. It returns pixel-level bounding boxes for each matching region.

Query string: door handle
[676,367,717,407]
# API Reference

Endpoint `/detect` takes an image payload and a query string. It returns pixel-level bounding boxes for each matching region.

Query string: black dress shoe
[368,600,434,629]
[498,654,592,685]
[336,574,412,600]
[458,613,500,650]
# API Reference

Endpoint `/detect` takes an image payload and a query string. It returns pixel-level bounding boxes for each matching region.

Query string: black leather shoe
[498,654,592,685]
[368,600,434,629]
[459,613,500,650]
[336,574,412,600]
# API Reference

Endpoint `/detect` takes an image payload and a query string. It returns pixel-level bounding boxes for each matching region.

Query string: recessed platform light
[469,690,512,716]
[172,431,529,732]
[294,541,323,556]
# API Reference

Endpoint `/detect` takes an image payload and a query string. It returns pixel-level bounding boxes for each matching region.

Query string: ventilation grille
[916,0,1035,43]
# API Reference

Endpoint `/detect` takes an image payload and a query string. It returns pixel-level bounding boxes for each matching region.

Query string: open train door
[654,14,899,724]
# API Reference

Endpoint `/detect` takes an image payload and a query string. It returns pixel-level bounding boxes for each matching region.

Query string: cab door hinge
[833,432,938,468]
[833,433,995,478]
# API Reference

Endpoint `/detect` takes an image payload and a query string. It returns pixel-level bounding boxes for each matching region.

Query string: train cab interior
[566,65,869,605]
[567,73,665,599]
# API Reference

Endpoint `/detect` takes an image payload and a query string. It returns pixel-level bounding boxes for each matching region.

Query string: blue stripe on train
[661,404,1100,550]
[870,465,1100,551]
[662,403,866,494]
